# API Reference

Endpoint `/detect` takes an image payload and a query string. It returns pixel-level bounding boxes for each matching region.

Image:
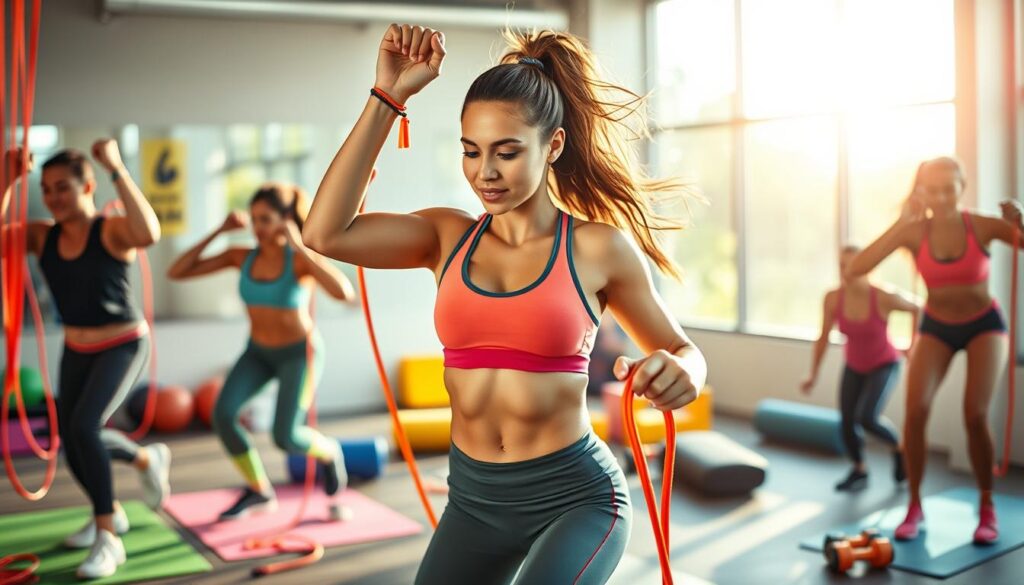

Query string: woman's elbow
[301,229,328,255]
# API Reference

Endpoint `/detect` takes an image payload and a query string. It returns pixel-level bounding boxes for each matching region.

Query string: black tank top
[38,217,140,327]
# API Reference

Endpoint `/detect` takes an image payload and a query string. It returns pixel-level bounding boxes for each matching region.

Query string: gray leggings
[415,432,631,585]
[839,361,900,464]
[58,336,148,515]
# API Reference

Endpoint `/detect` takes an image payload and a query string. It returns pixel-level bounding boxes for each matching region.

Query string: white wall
[13,0,512,413]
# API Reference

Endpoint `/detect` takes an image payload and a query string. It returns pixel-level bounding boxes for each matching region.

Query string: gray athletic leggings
[415,431,632,585]
[57,336,148,516]
[839,360,900,464]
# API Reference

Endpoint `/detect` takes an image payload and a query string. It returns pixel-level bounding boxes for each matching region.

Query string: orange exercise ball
[153,385,195,433]
[194,376,223,428]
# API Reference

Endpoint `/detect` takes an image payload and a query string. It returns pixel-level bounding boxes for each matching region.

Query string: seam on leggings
[99,336,150,422]
[573,473,619,584]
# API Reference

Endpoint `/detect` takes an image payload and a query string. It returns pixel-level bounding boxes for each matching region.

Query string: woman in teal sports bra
[168,182,357,521]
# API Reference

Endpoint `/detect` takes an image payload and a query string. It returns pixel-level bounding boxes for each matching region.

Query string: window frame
[645,0,962,343]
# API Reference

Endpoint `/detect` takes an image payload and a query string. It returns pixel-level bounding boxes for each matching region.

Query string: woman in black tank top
[2,142,171,580]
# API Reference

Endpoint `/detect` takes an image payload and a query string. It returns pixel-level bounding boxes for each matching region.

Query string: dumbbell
[824,529,894,573]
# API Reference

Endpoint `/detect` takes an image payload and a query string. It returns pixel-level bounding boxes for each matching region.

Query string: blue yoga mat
[799,487,1024,578]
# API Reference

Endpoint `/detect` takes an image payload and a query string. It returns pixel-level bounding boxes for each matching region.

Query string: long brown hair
[462,29,692,278]
[250,182,309,229]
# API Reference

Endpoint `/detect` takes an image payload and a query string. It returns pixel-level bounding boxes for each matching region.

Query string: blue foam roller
[286,436,389,483]
[753,399,844,454]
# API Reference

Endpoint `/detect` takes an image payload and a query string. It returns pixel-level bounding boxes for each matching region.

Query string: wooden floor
[2,412,1022,585]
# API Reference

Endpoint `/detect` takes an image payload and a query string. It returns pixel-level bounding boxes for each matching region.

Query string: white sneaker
[75,529,126,580]
[64,507,129,549]
[328,502,354,522]
[139,443,172,510]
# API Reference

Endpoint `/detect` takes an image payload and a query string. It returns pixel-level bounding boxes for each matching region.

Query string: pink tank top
[915,211,990,288]
[433,211,599,374]
[837,287,899,373]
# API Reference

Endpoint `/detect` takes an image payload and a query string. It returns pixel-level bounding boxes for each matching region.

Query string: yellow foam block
[678,386,713,432]
[399,355,450,409]
[396,407,452,452]
[590,411,609,441]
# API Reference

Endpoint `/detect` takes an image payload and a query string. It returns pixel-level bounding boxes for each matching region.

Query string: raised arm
[801,290,839,394]
[847,195,923,279]
[281,220,356,302]
[303,24,449,270]
[93,139,161,249]
[167,212,247,280]
[2,148,51,256]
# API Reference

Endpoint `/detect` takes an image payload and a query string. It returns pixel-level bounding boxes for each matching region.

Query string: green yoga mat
[0,500,211,584]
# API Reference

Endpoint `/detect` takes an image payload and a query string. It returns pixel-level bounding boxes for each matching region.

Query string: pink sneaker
[973,503,998,545]
[895,502,924,540]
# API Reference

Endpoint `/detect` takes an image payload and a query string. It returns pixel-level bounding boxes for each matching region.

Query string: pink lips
[480,188,508,202]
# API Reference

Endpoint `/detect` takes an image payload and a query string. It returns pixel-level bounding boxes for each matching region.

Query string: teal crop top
[239,247,310,310]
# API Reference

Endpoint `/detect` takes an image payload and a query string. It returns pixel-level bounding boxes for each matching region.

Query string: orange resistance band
[355,168,437,527]
[371,87,410,149]
[100,200,159,441]
[621,376,676,585]
[995,228,1019,478]
[1,0,59,502]
[0,4,51,585]
[242,299,325,577]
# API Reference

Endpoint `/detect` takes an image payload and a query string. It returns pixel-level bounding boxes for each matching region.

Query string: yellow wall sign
[141,139,186,236]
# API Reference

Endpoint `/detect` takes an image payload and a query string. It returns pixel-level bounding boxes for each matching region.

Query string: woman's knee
[271,424,302,453]
[211,399,241,434]
[963,409,990,434]
[65,416,99,446]
[905,402,931,428]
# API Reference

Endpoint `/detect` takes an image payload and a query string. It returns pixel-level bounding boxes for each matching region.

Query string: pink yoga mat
[164,484,424,561]
[3,417,51,457]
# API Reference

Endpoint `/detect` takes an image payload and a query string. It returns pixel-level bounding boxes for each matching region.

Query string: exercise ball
[194,377,223,428]
[3,367,45,409]
[152,385,195,433]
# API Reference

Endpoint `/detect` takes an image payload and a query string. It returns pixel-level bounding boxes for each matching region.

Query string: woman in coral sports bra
[303,24,707,585]
[848,157,1023,546]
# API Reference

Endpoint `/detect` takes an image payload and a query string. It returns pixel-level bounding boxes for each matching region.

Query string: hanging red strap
[1,0,59,503]
[995,228,1019,477]
[622,375,676,585]
[0,4,51,585]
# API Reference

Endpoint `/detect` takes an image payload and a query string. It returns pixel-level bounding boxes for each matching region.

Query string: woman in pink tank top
[848,158,1023,545]
[802,245,919,492]
[302,24,707,584]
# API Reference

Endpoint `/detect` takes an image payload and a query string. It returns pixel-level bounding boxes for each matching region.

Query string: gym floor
[3,413,1021,585]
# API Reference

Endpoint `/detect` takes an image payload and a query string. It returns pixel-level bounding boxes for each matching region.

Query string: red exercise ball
[194,376,223,428]
[153,385,195,433]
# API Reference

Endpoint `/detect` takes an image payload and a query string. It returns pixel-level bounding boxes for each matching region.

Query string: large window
[652,0,957,340]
